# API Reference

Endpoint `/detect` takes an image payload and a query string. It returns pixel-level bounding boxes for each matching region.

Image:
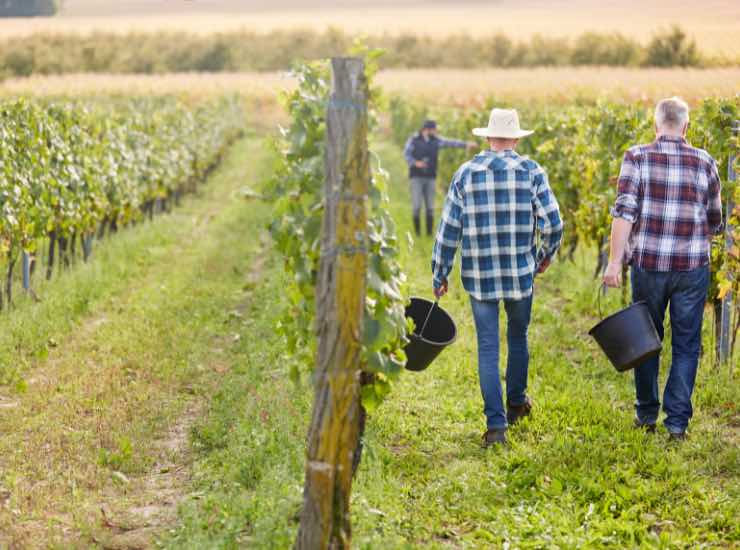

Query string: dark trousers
[631,265,709,433]
[410,177,435,235]
[470,294,533,430]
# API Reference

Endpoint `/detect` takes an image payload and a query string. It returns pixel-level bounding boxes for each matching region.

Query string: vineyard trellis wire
[719,120,739,365]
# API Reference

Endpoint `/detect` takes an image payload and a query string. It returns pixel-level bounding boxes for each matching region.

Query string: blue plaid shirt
[432,150,563,301]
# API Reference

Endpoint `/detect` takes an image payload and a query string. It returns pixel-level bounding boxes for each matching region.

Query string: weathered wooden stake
[82,234,93,262]
[46,231,56,281]
[5,251,16,307]
[295,57,369,550]
[22,251,31,291]
[719,121,738,366]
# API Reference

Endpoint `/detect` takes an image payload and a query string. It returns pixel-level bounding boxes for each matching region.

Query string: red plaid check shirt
[611,135,723,272]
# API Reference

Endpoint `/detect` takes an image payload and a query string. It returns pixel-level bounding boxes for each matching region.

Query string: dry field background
[2,0,738,57]
[376,68,740,106]
[3,68,739,105]
[0,72,295,98]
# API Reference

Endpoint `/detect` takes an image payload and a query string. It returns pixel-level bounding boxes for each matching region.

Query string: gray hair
[655,97,689,131]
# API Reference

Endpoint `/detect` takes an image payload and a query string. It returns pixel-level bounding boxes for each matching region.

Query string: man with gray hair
[604,97,723,440]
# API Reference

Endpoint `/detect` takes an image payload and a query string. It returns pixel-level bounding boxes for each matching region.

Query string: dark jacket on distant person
[404,133,467,179]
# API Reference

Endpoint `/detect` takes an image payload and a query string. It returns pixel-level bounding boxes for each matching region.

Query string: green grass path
[0,136,275,547]
[0,135,736,549]
[166,140,738,549]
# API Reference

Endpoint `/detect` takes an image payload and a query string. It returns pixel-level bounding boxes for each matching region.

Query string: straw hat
[472,108,534,139]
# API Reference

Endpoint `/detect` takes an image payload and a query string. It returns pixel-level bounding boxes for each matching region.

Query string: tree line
[0,26,729,79]
[0,0,56,17]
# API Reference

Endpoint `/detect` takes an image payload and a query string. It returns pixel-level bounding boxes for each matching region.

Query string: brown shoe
[506,397,532,426]
[482,429,507,448]
[668,431,687,442]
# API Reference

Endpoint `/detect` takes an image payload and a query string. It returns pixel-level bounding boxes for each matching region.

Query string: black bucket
[404,297,457,372]
[589,300,662,372]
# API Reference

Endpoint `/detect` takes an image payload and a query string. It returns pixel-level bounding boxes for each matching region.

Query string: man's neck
[656,127,686,140]
[488,139,517,152]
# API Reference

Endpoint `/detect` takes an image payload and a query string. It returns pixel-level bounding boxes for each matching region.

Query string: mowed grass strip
[168,139,738,548]
[0,137,274,547]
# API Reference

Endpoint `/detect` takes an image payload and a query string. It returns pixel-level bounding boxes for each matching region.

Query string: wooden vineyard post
[719,120,738,367]
[22,251,31,291]
[295,58,369,550]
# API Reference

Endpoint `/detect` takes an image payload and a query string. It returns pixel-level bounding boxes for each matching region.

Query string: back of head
[655,97,690,134]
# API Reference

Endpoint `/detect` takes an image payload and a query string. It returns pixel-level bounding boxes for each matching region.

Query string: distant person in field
[404,120,476,237]
[431,108,563,447]
[604,97,723,441]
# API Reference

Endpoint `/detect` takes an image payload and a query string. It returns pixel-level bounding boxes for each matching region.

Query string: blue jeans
[470,294,533,430]
[631,265,709,434]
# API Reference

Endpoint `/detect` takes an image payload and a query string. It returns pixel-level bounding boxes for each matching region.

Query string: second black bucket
[404,297,457,372]
[588,301,662,372]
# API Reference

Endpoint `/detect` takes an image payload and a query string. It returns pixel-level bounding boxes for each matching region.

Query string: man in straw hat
[603,97,723,441]
[404,120,477,237]
[432,108,564,447]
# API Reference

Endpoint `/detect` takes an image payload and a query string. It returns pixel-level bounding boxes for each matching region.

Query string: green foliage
[645,26,701,67]
[263,60,327,374]
[264,52,408,405]
[688,98,740,302]
[98,436,134,471]
[389,95,740,300]
[0,95,245,261]
[0,27,724,78]
[0,0,56,17]
[572,32,641,66]
[166,137,739,548]
[0,138,282,540]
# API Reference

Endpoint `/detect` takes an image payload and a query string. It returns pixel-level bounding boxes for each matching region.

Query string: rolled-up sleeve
[706,158,724,235]
[532,168,563,264]
[611,149,640,223]
[431,167,466,288]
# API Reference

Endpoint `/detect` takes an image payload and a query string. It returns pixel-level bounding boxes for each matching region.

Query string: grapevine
[389,95,739,351]
[0,95,245,308]
[265,50,409,409]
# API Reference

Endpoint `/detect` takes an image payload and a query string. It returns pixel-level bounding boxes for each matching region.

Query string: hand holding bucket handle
[417,299,438,340]
[428,277,446,340]
[603,260,623,288]
[433,278,448,299]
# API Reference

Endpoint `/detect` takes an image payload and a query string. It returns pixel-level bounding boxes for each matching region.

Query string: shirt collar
[657,135,687,144]
[482,149,517,157]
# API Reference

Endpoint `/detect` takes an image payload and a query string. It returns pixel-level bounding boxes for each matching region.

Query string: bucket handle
[596,284,607,319]
[417,299,438,339]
